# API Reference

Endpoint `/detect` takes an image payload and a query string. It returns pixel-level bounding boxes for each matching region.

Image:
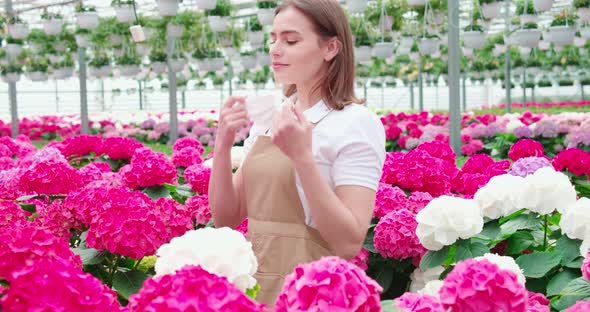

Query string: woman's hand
[216,96,249,151]
[270,101,314,164]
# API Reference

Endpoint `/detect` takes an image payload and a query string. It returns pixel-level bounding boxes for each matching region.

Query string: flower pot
[346,0,367,13]
[257,52,271,67]
[355,45,372,63]
[533,0,553,12]
[248,31,265,45]
[538,40,551,50]
[241,55,258,69]
[399,36,414,48]
[196,0,217,10]
[407,0,426,7]
[418,38,439,55]
[549,26,575,46]
[48,55,62,64]
[481,2,502,19]
[28,71,48,82]
[109,34,123,45]
[3,73,21,83]
[113,48,125,58]
[43,19,63,35]
[170,59,186,72]
[574,36,587,48]
[166,23,184,38]
[77,12,99,29]
[130,25,147,43]
[463,31,486,49]
[493,44,506,56]
[208,16,230,32]
[519,14,537,24]
[115,4,135,23]
[513,29,541,48]
[31,44,43,54]
[75,34,92,48]
[462,47,474,58]
[55,44,67,52]
[579,8,590,23]
[519,47,531,60]
[210,58,225,71]
[581,27,590,39]
[157,0,178,16]
[54,67,74,79]
[119,65,141,77]
[372,42,394,59]
[152,61,167,74]
[257,8,275,26]
[6,44,22,57]
[7,23,29,39]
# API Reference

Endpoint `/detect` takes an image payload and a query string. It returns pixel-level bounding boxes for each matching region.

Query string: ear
[324,37,341,62]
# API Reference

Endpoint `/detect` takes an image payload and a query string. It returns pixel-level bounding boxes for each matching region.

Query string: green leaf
[499,208,526,223]
[557,236,583,266]
[515,251,562,278]
[575,184,590,199]
[112,270,149,299]
[547,269,580,297]
[454,240,489,262]
[380,300,404,312]
[506,231,535,255]
[19,203,36,213]
[176,184,196,197]
[363,229,376,253]
[142,185,170,200]
[71,247,107,266]
[564,257,584,269]
[552,277,590,310]
[16,195,39,201]
[420,246,451,270]
[500,213,541,237]
[374,264,394,292]
[478,220,501,241]
[245,284,260,299]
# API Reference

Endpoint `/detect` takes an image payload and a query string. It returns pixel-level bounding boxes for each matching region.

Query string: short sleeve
[331,110,386,191]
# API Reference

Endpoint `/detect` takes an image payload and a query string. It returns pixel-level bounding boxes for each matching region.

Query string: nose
[269,42,282,59]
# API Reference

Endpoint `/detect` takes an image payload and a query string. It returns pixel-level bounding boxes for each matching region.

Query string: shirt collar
[289,93,332,124]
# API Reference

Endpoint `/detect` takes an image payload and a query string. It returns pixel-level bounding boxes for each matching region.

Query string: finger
[292,102,308,126]
[280,101,294,124]
[225,112,249,123]
[223,96,246,109]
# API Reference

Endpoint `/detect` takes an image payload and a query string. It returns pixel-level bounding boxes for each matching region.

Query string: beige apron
[241,132,333,306]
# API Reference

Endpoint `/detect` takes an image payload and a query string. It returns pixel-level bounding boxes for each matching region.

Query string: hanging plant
[515,0,536,15]
[550,10,577,27]
[116,52,141,65]
[574,0,590,8]
[248,16,264,32]
[149,49,167,63]
[257,0,278,9]
[1,62,24,75]
[89,55,111,68]
[206,0,232,17]
[27,58,50,73]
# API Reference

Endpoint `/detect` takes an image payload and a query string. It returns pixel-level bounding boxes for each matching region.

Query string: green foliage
[206,0,232,16]
[248,16,263,32]
[463,24,484,32]
[515,0,535,15]
[116,52,141,65]
[111,0,135,6]
[75,3,97,13]
[89,55,111,68]
[257,0,277,9]
[41,11,63,20]
[574,0,590,8]
[28,58,50,73]
[149,49,167,62]
[1,62,23,75]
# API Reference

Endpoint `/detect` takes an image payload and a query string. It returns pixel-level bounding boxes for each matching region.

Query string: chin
[273,73,294,85]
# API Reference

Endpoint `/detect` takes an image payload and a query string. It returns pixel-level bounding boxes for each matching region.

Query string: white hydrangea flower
[474,174,532,219]
[409,266,445,293]
[561,198,590,242]
[580,238,590,257]
[524,167,577,215]
[475,253,526,286]
[154,227,258,292]
[417,280,444,297]
[506,119,526,132]
[416,196,484,251]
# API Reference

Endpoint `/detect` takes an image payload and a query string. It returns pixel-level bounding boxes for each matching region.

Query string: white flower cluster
[561,198,590,255]
[154,227,258,292]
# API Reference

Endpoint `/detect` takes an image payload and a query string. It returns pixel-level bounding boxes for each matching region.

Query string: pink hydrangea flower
[0,156,15,170]
[19,159,82,195]
[275,256,382,312]
[0,200,28,229]
[527,291,550,312]
[126,265,263,312]
[566,300,590,312]
[172,136,205,155]
[64,180,125,226]
[33,199,81,240]
[380,152,405,185]
[172,146,203,168]
[348,248,370,271]
[510,156,553,177]
[406,191,433,214]
[78,162,112,184]
[153,197,192,239]
[582,251,590,282]
[184,164,212,194]
[508,139,545,162]
[439,258,528,312]
[101,137,143,160]
[235,218,248,238]
[122,148,176,189]
[373,209,425,260]
[0,223,82,282]
[0,167,26,199]
[57,134,103,158]
[185,194,211,225]
[416,140,456,164]
[393,149,456,196]
[553,148,590,177]
[0,259,121,311]
[0,144,12,157]
[374,183,408,218]
[460,140,484,156]
[395,292,445,312]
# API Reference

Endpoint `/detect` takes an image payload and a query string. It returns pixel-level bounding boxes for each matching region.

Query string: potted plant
[240,50,258,70]
[117,52,142,76]
[513,22,541,48]
[257,47,271,67]
[196,0,217,10]
[463,24,487,49]
[149,49,168,74]
[41,12,63,35]
[75,28,92,49]
[166,21,184,38]
[347,0,368,14]
[548,11,576,46]
[533,0,553,12]
[27,58,49,81]
[89,54,111,77]
[516,0,537,23]
[53,54,75,79]
[157,0,179,17]
[207,49,225,71]
[5,37,24,57]
[111,0,136,23]
[206,0,232,33]
[575,0,590,22]
[418,33,440,55]
[351,17,374,63]
[373,35,394,59]
[247,16,265,45]
[169,52,187,72]
[1,62,23,83]
[76,4,99,29]
[407,0,427,7]
[480,0,504,19]
[257,0,277,25]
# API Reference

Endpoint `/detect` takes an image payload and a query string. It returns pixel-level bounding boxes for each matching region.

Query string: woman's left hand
[270,101,314,164]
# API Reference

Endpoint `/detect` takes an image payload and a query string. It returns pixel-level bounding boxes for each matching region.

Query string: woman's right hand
[216,96,249,151]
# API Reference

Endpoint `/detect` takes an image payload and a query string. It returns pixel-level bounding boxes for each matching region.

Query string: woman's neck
[294,83,323,111]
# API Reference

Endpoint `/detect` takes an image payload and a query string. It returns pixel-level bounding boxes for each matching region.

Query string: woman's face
[269,6,328,87]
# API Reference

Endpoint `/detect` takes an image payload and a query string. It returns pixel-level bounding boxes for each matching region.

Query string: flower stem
[134,257,144,271]
[107,254,121,287]
[543,215,549,251]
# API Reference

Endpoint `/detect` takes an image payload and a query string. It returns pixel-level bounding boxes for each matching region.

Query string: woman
[208,0,386,305]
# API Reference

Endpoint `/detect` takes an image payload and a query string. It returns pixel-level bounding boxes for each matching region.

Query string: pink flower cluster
[57,134,103,158]
[395,292,444,312]
[453,154,509,196]
[275,256,382,312]
[527,291,550,312]
[64,179,125,226]
[1,259,121,311]
[126,265,263,312]
[374,183,408,218]
[122,147,176,189]
[173,136,205,155]
[0,200,28,228]
[553,148,590,177]
[510,156,553,177]
[33,199,81,240]
[172,146,203,168]
[153,197,192,238]
[101,136,144,160]
[439,258,528,312]
[373,209,425,261]
[19,158,81,195]
[185,194,211,225]
[184,164,212,194]
[508,139,545,162]
[78,162,113,184]
[582,251,590,282]
[566,300,590,312]
[348,248,370,271]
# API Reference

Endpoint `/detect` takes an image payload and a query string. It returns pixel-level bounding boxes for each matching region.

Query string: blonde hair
[275,0,364,110]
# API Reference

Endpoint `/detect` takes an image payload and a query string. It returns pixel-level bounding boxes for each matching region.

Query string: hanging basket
[119,65,141,77]
[166,23,184,38]
[208,16,230,32]
[579,8,590,23]
[574,36,587,47]
[399,36,414,48]
[2,73,21,83]
[28,72,48,82]
[581,27,590,39]
[113,48,125,58]
[493,44,506,56]
[196,0,217,10]
[152,62,167,74]
[418,38,439,55]
[248,31,265,45]
[7,23,29,39]
[157,0,178,16]
[75,34,92,48]
[43,19,63,36]
[136,43,151,56]
[115,4,135,23]
[533,0,553,12]
[519,47,531,60]
[463,31,487,49]
[407,0,426,7]
[347,0,367,13]
[109,34,124,45]
[481,2,502,19]
[257,8,275,26]
[257,52,271,67]
[355,45,372,63]
[513,29,541,48]
[6,44,23,57]
[538,40,551,50]
[77,12,99,29]
[170,59,187,72]
[519,14,538,24]
[549,26,575,46]
[241,55,258,69]
[54,67,74,80]
[373,42,394,59]
[48,55,62,64]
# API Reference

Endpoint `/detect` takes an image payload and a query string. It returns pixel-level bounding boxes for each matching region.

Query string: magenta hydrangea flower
[374,183,408,219]
[406,191,433,214]
[122,147,176,189]
[19,158,82,195]
[57,134,103,158]
[33,199,80,240]
[153,197,192,239]
[566,300,590,312]
[0,167,26,199]
[553,148,590,177]
[184,194,212,225]
[380,152,405,185]
[374,209,425,260]
[0,259,121,311]
[527,291,550,312]
[439,258,528,312]
[582,251,590,282]
[0,223,82,282]
[415,140,456,164]
[184,164,212,194]
[172,136,205,155]
[393,149,457,196]
[64,180,125,226]
[78,162,112,184]
[460,140,484,156]
[101,137,144,160]
[510,156,553,177]
[235,218,248,238]
[126,265,263,312]
[348,248,370,271]
[275,256,382,312]
[0,200,28,229]
[508,139,545,162]
[395,292,445,312]
[172,146,203,168]
[0,144,12,157]
[0,156,15,170]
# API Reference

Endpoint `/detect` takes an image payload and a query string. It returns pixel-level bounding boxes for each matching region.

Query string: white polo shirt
[241,97,386,227]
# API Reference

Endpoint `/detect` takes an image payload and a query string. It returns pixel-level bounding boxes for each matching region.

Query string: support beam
[523,67,527,105]
[182,90,186,109]
[504,0,512,113]
[79,48,89,134]
[462,73,467,111]
[410,81,415,110]
[138,80,143,110]
[5,0,18,138]
[448,0,461,154]
[167,37,179,144]
[418,58,424,111]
